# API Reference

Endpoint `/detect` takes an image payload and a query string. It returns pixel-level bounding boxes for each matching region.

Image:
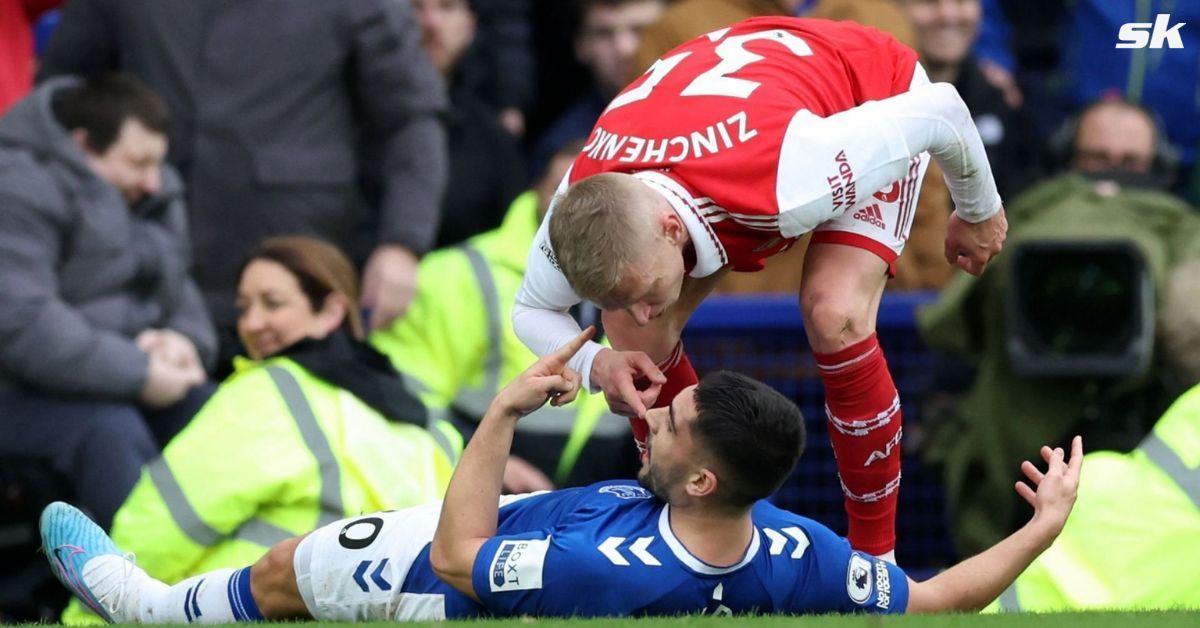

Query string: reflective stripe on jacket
[63,357,457,623]
[987,382,1200,612]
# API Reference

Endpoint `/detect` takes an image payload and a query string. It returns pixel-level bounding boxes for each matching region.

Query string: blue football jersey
[399,481,908,618]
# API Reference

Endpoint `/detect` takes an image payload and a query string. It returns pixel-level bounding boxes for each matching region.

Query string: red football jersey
[569,17,918,271]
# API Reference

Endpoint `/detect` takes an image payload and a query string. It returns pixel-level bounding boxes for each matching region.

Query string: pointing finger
[616,376,648,418]
[632,353,666,384]
[639,382,662,410]
[550,326,596,365]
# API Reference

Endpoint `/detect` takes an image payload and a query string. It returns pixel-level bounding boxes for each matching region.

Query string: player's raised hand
[945,208,1008,276]
[495,326,595,418]
[591,348,666,417]
[1015,435,1083,538]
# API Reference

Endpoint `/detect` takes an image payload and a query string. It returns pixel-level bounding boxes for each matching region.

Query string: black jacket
[435,61,526,248]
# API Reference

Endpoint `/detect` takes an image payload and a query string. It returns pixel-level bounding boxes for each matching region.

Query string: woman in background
[63,236,459,622]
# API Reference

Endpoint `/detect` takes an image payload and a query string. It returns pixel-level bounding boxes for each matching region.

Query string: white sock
[139,567,264,623]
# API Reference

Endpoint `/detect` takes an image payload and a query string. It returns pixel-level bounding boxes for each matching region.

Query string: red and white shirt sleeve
[775,78,1002,231]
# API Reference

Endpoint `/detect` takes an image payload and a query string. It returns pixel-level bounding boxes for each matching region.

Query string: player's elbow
[429,539,456,581]
[430,537,481,600]
[922,82,973,135]
[512,299,550,352]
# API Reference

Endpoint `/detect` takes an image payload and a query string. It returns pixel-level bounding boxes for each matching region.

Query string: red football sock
[630,342,698,450]
[814,333,902,556]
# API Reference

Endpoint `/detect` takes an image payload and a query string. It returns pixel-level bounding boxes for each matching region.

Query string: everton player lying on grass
[41,328,1081,622]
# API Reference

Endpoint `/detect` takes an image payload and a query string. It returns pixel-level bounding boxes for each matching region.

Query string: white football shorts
[294,503,447,621]
[294,493,545,621]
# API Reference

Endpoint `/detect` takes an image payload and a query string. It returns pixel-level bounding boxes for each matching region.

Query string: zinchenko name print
[582,111,759,164]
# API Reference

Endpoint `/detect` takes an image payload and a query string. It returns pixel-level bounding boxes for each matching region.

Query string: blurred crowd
[0,0,1198,619]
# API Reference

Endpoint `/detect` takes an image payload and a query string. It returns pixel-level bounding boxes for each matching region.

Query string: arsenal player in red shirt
[514,16,1007,561]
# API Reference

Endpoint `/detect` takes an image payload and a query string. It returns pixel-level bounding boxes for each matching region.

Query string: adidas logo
[853,204,886,229]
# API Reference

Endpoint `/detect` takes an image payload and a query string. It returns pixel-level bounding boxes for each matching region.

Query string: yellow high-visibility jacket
[64,355,460,623]
[988,382,1200,611]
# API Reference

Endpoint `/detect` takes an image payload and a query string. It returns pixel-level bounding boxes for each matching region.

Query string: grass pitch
[44,611,1193,628]
[420,611,1195,628]
[473,613,1177,628]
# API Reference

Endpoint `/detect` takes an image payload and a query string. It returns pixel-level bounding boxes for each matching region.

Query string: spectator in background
[1066,2,1199,187]
[1064,99,1172,189]
[0,0,63,114]
[61,236,458,623]
[38,0,449,368]
[373,141,635,492]
[967,0,1021,108]
[0,74,216,530]
[528,0,666,180]
[414,0,527,248]
[471,0,535,137]
[971,1,1199,202]
[630,0,795,74]
[631,0,918,74]
[901,0,1038,201]
[917,97,1200,558]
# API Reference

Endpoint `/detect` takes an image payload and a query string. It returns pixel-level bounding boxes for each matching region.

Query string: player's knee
[802,295,872,351]
[250,536,308,619]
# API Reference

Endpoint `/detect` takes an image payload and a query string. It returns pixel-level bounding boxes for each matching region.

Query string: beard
[637,456,674,503]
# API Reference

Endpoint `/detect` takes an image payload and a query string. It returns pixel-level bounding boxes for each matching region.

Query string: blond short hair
[549,173,650,304]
